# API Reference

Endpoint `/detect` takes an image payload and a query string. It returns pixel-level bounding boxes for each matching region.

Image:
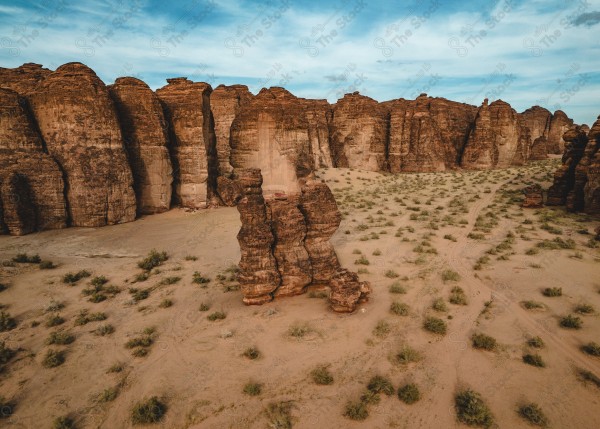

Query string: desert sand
[1,159,599,428]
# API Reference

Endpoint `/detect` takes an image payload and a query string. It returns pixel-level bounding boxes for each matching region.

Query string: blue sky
[0,0,599,124]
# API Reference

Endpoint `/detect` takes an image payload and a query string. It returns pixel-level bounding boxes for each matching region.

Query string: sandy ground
[1,159,599,429]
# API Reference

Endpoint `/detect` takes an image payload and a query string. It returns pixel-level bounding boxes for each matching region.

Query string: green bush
[574,303,595,314]
[12,253,41,263]
[62,270,91,284]
[396,345,421,364]
[390,301,409,316]
[582,342,600,357]
[288,323,312,338]
[311,365,334,385]
[242,346,261,360]
[450,287,468,305]
[373,320,391,338]
[432,298,448,312]
[94,324,115,336]
[389,282,406,294]
[354,255,370,265]
[442,269,460,282]
[52,416,75,429]
[207,311,226,321]
[559,314,582,329]
[521,300,544,310]
[471,333,497,351]
[367,375,394,396]
[192,271,211,285]
[397,383,420,404]
[243,382,262,396]
[344,400,368,421]
[423,317,447,335]
[198,303,211,312]
[45,314,64,328]
[46,331,75,345]
[523,353,545,367]
[40,260,57,269]
[138,250,168,271]
[265,401,294,428]
[131,396,167,424]
[455,389,495,428]
[43,349,66,368]
[527,336,545,349]
[542,287,562,297]
[518,403,549,427]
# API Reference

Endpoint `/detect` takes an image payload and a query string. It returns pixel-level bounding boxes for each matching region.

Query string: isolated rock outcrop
[547,126,589,207]
[522,184,544,208]
[109,77,173,214]
[0,88,67,234]
[28,62,136,227]
[235,169,370,311]
[387,95,476,172]
[462,99,527,169]
[157,78,217,208]
[210,84,253,176]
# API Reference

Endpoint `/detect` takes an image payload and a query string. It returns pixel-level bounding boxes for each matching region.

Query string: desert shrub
[471,333,497,351]
[242,346,261,360]
[192,271,210,285]
[12,253,41,263]
[243,382,262,396]
[96,387,119,403]
[133,272,149,282]
[0,283,6,292]
[372,249,382,256]
[542,287,562,297]
[344,400,368,421]
[138,250,168,271]
[288,323,312,338]
[46,331,75,345]
[367,375,394,396]
[159,276,180,285]
[265,401,294,428]
[311,365,334,385]
[424,317,447,335]
[373,320,391,338]
[354,255,370,265]
[389,282,406,294]
[125,335,153,349]
[159,299,173,308]
[45,314,64,328]
[128,288,150,302]
[207,311,226,321]
[43,349,66,368]
[432,298,448,312]
[74,310,107,326]
[131,396,166,424]
[360,390,380,405]
[40,260,57,269]
[184,255,198,261]
[0,341,15,366]
[522,300,544,310]
[582,342,600,357]
[455,389,495,428]
[52,416,75,429]
[523,353,545,367]
[442,269,460,282]
[390,301,409,316]
[518,403,549,427]
[0,311,17,331]
[577,368,600,388]
[94,324,115,336]
[444,234,457,242]
[107,363,124,373]
[450,287,468,305]
[397,383,420,404]
[90,276,108,287]
[396,345,421,364]
[62,270,91,284]
[560,314,582,329]
[198,303,211,312]
[527,336,545,348]
[526,247,539,255]
[574,303,595,314]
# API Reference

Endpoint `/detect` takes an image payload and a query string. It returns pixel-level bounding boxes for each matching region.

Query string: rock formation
[529,136,549,160]
[330,92,388,171]
[235,168,370,311]
[547,110,574,154]
[0,87,67,234]
[28,62,136,227]
[108,77,173,214]
[386,95,477,172]
[157,78,217,208]
[0,63,51,95]
[210,84,253,176]
[462,99,527,169]
[522,184,544,208]
[581,117,600,214]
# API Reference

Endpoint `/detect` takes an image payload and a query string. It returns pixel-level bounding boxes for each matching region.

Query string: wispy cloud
[572,11,600,26]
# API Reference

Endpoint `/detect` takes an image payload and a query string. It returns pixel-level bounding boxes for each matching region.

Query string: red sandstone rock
[156,78,217,208]
[529,136,549,160]
[109,77,173,214]
[547,126,588,206]
[0,63,51,95]
[522,184,544,208]
[329,269,371,313]
[548,110,574,154]
[28,62,136,227]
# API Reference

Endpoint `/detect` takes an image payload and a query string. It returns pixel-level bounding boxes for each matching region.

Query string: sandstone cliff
[0,63,51,95]
[547,110,574,154]
[28,62,136,227]
[157,78,217,208]
[108,77,173,215]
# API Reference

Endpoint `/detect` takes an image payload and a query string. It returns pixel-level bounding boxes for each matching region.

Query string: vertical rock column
[156,78,217,208]
[28,62,136,227]
[108,77,173,214]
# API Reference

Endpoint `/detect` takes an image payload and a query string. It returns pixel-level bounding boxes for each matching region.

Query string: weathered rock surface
[462,99,527,169]
[529,136,549,160]
[387,95,477,172]
[520,106,551,142]
[216,175,243,207]
[210,85,253,176]
[548,110,574,154]
[28,62,136,227]
[582,117,600,214]
[236,169,281,304]
[522,184,544,208]
[547,126,589,207]
[330,92,388,171]
[0,63,51,95]
[0,88,67,233]
[157,78,217,208]
[329,269,371,313]
[235,169,369,311]
[108,77,173,214]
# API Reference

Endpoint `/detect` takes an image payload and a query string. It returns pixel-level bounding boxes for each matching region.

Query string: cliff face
[0,63,51,95]
[156,78,217,208]
[547,110,574,154]
[330,92,388,171]
[235,168,370,311]
[108,77,173,215]
[28,62,136,227]
[582,118,600,214]
[0,88,67,234]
